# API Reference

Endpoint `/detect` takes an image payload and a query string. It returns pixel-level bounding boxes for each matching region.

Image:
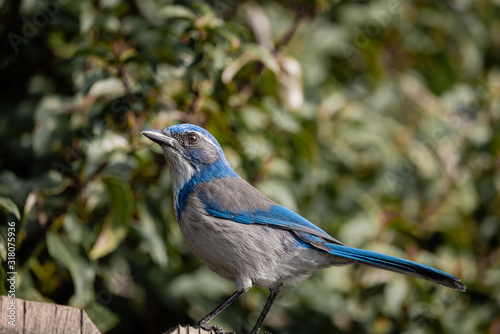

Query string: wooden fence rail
[0,296,100,334]
[0,296,227,334]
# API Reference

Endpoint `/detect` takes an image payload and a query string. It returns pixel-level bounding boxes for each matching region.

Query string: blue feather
[176,160,238,219]
[203,202,343,245]
[168,124,221,146]
[325,243,466,291]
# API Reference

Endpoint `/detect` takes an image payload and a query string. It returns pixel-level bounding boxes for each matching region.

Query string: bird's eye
[187,133,198,144]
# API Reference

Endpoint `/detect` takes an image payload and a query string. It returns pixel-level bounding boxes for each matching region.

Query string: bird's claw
[197,322,224,334]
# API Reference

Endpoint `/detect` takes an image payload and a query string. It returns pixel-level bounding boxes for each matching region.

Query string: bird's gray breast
[178,190,278,283]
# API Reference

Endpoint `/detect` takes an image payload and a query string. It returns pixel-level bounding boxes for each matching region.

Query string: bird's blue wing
[195,177,344,246]
[204,201,344,246]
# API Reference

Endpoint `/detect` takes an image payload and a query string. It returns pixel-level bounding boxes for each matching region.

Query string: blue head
[142,124,238,215]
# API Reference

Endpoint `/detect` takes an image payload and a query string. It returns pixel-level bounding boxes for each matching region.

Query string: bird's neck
[173,158,238,220]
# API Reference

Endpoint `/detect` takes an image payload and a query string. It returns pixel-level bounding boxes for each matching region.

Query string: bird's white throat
[163,147,197,213]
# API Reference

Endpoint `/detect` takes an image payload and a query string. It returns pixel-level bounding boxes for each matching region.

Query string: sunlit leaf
[157,5,197,21]
[0,196,20,220]
[222,44,280,84]
[0,233,6,263]
[46,232,95,307]
[89,177,133,260]
[136,201,168,267]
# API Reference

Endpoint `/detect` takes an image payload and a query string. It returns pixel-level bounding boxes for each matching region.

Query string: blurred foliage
[1,0,500,333]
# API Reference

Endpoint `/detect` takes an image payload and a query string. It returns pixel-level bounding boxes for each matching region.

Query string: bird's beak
[141,129,177,148]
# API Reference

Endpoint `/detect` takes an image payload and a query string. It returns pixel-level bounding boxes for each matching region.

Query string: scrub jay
[142,124,465,334]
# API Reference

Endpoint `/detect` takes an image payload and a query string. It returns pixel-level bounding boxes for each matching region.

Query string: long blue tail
[326,243,466,291]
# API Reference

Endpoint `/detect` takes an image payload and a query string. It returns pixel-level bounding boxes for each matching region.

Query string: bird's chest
[177,203,240,278]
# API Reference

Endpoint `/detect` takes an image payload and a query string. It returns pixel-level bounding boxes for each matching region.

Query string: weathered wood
[164,325,232,334]
[0,296,100,334]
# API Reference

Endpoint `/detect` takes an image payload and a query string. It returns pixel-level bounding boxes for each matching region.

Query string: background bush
[1,0,499,333]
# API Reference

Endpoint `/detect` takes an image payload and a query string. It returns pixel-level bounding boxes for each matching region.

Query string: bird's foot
[196,322,224,334]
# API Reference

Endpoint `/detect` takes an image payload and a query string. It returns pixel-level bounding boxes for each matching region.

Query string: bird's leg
[197,290,246,333]
[249,283,284,334]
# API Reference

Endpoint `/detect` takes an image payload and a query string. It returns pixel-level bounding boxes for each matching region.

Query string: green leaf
[89,177,133,259]
[136,202,168,267]
[222,43,280,84]
[157,5,196,21]
[84,301,119,333]
[84,131,131,180]
[241,43,280,73]
[0,266,5,295]
[0,234,6,262]
[46,232,95,307]
[32,96,71,157]
[0,196,21,220]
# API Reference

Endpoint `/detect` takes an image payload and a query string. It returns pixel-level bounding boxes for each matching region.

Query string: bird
[141,123,466,334]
